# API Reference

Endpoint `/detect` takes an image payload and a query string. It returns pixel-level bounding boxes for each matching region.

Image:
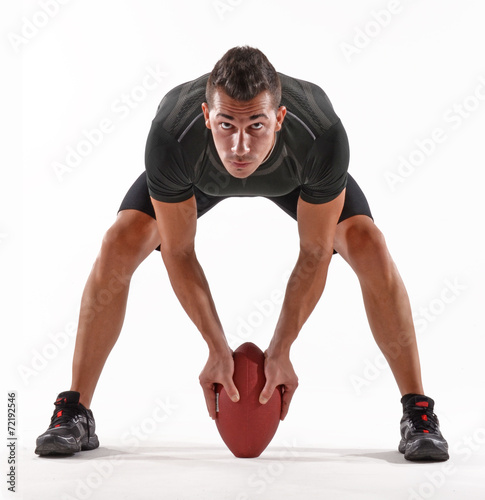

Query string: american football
[215,342,282,458]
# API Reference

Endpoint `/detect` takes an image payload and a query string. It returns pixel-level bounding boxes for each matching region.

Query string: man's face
[202,89,286,178]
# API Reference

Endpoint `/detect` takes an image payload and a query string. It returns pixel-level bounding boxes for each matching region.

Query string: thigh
[108,209,161,262]
[118,172,156,218]
[118,172,228,220]
[265,174,373,254]
[338,174,373,224]
[264,174,373,223]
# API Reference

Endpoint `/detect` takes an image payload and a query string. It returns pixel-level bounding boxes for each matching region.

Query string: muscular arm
[151,195,239,416]
[260,189,346,417]
[271,189,345,352]
[151,196,226,350]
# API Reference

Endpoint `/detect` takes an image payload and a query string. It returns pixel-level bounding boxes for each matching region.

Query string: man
[35,46,448,461]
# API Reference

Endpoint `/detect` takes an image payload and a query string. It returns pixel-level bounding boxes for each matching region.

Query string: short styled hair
[206,46,281,110]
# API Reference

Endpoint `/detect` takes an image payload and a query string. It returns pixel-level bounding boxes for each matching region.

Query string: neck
[261,133,277,164]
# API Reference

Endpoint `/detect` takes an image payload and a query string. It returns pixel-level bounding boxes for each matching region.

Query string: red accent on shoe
[55,424,60,428]
[423,430,429,433]
[416,401,429,408]
[57,410,63,418]
[422,415,428,421]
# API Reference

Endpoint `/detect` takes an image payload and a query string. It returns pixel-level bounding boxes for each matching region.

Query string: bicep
[150,195,197,255]
[297,189,346,256]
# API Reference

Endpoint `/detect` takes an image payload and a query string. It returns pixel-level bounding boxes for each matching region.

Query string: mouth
[231,161,252,168]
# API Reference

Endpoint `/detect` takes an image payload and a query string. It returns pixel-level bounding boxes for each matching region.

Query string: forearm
[161,250,229,353]
[269,249,332,354]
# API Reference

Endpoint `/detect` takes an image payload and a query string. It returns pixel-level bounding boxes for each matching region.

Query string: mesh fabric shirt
[145,73,349,205]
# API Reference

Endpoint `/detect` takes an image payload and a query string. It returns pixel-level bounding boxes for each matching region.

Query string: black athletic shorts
[118,172,373,251]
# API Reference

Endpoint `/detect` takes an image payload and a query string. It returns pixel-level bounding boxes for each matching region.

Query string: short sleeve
[145,126,194,203]
[300,120,349,204]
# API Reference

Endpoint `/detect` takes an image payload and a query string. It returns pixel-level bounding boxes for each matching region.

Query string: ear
[201,103,211,129]
[275,106,287,132]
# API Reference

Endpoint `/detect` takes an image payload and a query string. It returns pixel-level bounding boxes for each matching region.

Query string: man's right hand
[199,350,240,419]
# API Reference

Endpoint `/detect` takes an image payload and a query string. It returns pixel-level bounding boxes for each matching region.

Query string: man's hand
[199,350,240,420]
[259,350,298,421]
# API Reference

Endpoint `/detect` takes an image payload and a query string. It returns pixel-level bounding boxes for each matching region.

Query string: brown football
[215,342,282,458]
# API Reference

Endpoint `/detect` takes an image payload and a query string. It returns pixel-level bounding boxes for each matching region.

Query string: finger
[222,377,240,403]
[280,386,296,421]
[201,383,217,420]
[259,379,275,405]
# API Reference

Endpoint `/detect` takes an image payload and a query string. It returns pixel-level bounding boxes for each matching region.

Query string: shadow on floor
[35,444,412,465]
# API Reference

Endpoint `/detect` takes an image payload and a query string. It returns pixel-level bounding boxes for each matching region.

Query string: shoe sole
[35,433,99,456]
[399,437,449,462]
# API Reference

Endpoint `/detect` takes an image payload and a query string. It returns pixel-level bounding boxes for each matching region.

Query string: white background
[2,1,485,499]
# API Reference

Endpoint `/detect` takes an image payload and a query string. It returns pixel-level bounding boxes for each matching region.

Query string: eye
[220,122,233,130]
[251,123,263,130]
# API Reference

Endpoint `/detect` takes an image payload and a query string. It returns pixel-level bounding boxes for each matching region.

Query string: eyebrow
[216,113,270,121]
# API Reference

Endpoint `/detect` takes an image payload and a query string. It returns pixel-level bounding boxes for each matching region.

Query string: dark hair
[206,46,281,110]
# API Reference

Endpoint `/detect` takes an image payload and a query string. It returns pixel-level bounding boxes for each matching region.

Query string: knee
[97,212,158,273]
[344,221,394,280]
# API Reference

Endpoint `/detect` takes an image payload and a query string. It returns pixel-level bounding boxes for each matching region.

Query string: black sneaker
[35,391,99,456]
[399,394,449,461]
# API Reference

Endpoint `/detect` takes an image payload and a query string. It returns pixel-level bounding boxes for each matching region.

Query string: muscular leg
[333,215,424,396]
[70,210,160,408]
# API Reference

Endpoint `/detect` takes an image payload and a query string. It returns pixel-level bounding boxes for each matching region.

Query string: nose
[231,130,250,157]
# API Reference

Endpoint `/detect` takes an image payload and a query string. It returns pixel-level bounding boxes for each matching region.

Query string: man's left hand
[259,349,298,421]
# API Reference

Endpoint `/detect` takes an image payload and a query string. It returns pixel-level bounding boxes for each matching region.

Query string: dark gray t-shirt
[145,72,349,204]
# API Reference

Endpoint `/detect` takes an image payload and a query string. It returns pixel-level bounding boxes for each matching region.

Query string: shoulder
[278,72,340,138]
[151,73,209,141]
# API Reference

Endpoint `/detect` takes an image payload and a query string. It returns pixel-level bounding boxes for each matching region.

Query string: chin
[230,169,253,179]
[225,162,260,179]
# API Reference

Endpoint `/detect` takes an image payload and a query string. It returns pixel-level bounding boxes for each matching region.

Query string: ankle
[70,387,92,409]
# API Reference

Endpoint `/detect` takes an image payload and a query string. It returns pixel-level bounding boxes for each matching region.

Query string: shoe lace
[49,397,91,440]
[408,404,439,434]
